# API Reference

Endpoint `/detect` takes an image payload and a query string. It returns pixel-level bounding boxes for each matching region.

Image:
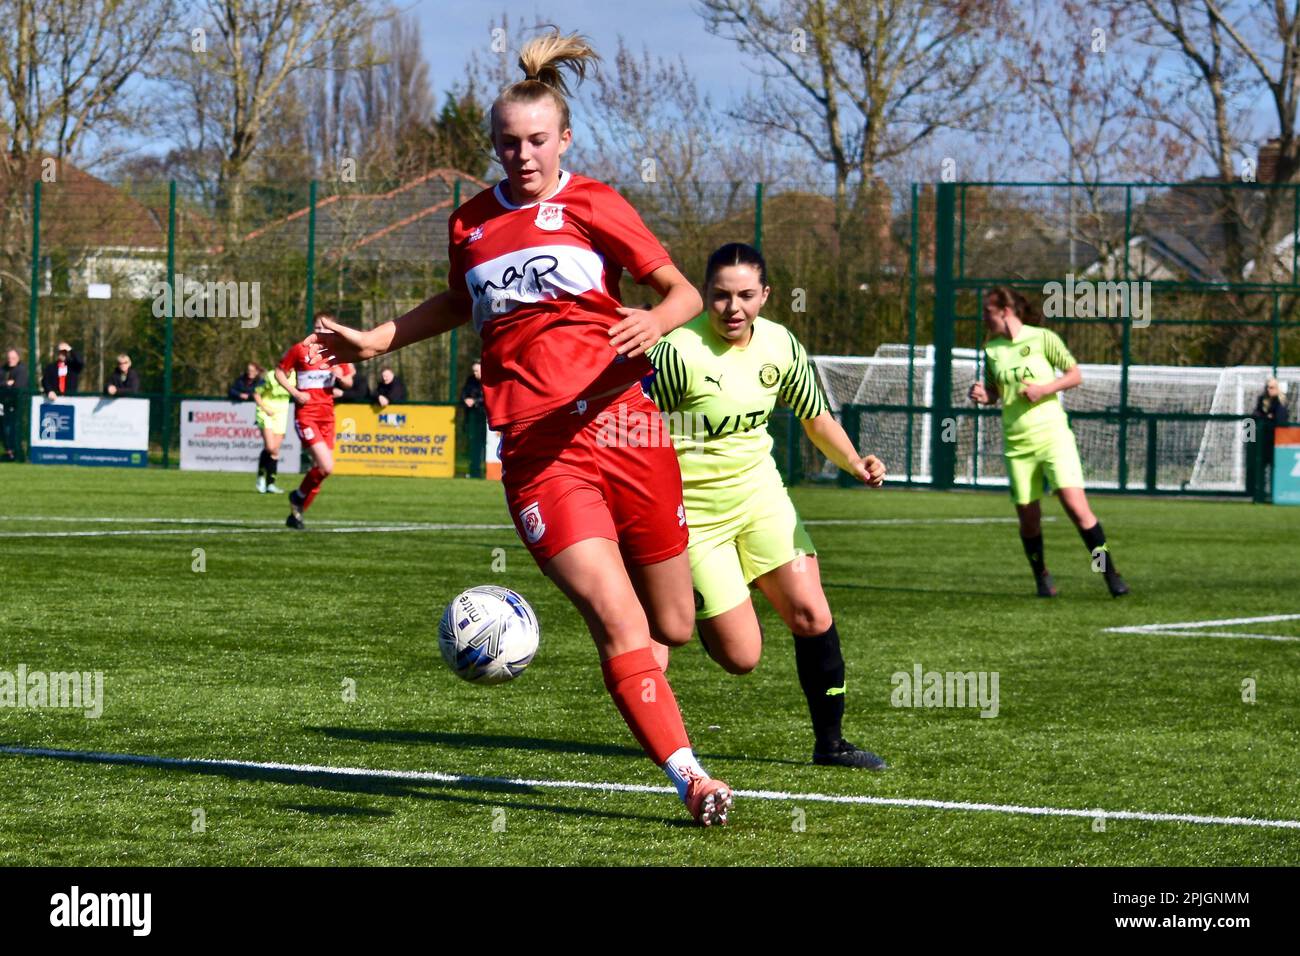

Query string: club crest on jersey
[1020,345,1031,356]
[534,202,565,231]
[468,225,484,243]
[759,363,780,388]
[519,502,546,543]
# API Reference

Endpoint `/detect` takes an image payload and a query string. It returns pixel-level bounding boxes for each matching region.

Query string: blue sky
[412,1,752,108]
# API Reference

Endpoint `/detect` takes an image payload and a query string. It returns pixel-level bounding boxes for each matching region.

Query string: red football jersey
[278,342,353,417]
[448,171,673,428]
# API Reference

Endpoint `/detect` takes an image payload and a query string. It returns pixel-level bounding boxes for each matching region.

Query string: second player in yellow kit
[970,287,1129,598]
[649,242,890,769]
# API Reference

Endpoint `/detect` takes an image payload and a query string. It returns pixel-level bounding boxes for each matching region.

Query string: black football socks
[1022,533,1047,576]
[793,621,846,750]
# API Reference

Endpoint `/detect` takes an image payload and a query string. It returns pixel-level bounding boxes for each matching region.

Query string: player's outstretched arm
[609,264,702,358]
[312,289,472,363]
[800,411,886,487]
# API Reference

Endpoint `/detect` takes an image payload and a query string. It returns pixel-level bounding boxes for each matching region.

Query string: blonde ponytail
[493,28,600,133]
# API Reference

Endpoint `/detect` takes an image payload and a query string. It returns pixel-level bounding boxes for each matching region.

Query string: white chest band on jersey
[296,369,334,390]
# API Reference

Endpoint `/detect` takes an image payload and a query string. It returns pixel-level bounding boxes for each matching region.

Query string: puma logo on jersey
[704,374,724,390]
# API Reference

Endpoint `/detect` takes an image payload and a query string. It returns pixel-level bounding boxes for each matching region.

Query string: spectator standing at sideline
[1,348,28,461]
[41,342,83,399]
[333,366,370,404]
[1249,377,1290,499]
[460,360,484,410]
[376,367,406,407]
[105,354,140,396]
[229,362,264,402]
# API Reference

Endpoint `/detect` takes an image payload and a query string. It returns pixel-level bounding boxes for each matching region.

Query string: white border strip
[2,744,1297,830]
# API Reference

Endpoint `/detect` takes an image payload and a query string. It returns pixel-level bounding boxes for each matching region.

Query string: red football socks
[298,466,326,510]
[601,647,691,765]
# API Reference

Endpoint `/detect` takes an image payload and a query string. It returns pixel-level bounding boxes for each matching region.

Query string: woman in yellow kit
[968,287,1129,598]
[648,242,888,769]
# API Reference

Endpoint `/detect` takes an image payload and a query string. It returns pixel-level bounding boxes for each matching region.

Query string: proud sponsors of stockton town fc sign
[333,404,455,477]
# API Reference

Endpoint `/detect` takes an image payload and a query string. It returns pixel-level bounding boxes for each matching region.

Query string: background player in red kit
[309,30,733,825]
[276,313,355,530]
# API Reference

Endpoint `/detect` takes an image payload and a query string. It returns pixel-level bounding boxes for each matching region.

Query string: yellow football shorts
[1005,426,1085,505]
[686,483,817,620]
[255,401,290,436]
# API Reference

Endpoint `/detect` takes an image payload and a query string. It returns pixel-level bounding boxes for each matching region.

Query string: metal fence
[3,173,1297,494]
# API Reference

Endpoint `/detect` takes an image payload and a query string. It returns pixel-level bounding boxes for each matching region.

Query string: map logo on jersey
[534,203,565,231]
[519,502,546,543]
[759,363,780,388]
[466,244,606,331]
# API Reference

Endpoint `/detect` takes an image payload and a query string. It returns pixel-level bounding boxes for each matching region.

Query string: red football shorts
[500,383,688,568]
[295,408,335,449]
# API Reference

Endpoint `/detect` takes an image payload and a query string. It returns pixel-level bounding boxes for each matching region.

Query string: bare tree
[162,0,391,242]
[696,0,1005,229]
[1126,0,1300,363]
[0,0,174,347]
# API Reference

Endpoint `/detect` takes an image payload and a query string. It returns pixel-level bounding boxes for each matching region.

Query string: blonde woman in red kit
[312,30,732,826]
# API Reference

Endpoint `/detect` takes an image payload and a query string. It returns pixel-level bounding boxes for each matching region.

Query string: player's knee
[317,459,334,477]
[657,606,695,647]
[789,603,832,637]
[716,646,760,675]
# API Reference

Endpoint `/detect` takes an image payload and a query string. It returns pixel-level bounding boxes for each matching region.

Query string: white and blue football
[438,586,540,684]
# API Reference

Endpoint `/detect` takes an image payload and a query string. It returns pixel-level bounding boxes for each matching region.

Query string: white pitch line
[0,523,515,539]
[0,515,476,527]
[2,744,1297,831]
[0,514,1035,529]
[1103,614,1300,643]
[804,516,1053,527]
[0,514,1039,539]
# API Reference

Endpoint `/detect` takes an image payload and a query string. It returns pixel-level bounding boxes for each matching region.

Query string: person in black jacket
[1249,377,1290,498]
[41,342,83,399]
[105,354,141,396]
[1,348,28,461]
[228,362,264,401]
[333,365,369,403]
[376,367,406,407]
[460,360,484,410]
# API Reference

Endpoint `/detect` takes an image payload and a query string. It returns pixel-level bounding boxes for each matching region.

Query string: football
[438,585,540,683]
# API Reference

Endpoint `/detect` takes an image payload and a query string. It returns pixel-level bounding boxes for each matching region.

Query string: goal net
[812,345,1298,493]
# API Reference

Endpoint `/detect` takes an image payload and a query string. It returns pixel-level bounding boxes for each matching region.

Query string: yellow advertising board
[333,404,455,477]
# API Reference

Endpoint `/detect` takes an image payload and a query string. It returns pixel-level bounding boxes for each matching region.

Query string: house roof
[242,169,489,262]
[0,157,217,252]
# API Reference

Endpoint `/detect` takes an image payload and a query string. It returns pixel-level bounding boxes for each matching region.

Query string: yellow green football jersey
[648,314,827,513]
[257,369,293,403]
[983,325,1076,443]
